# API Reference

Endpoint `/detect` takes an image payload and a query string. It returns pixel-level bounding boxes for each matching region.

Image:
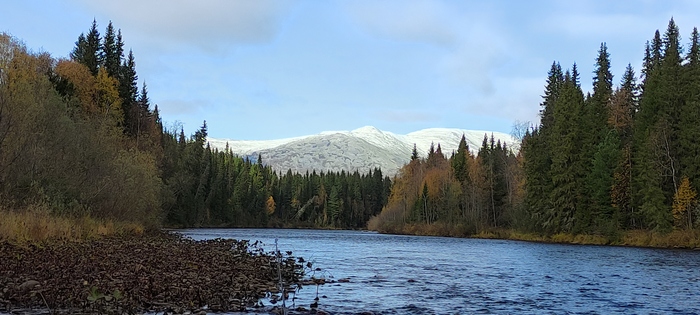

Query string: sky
[2,1,700,140]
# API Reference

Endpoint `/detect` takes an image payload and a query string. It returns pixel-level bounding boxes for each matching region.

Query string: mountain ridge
[208,126,519,176]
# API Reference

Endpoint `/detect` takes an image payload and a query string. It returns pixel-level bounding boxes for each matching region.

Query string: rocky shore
[0,232,305,314]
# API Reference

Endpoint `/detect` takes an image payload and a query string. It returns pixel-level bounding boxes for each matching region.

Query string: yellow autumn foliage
[266,196,276,215]
[672,176,696,229]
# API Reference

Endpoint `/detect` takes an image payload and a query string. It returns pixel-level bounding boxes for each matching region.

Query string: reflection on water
[179,229,700,315]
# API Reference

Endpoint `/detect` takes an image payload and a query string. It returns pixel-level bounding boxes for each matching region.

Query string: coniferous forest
[370,19,700,244]
[3,19,700,246]
[0,20,390,235]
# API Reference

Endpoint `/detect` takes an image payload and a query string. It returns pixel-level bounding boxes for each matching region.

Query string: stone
[17,280,40,292]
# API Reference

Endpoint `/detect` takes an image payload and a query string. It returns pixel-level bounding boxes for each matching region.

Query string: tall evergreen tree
[679,27,700,190]
[581,43,615,229]
[586,131,622,232]
[523,62,563,232]
[120,50,138,135]
[590,42,614,131]
[411,143,419,161]
[621,64,639,115]
[539,62,563,131]
[70,19,101,76]
[102,22,124,79]
[548,70,585,233]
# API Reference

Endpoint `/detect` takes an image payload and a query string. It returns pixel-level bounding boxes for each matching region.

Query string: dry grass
[619,229,700,248]
[370,220,700,249]
[0,204,144,243]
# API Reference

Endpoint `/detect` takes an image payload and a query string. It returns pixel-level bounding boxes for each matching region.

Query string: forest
[369,18,700,244]
[0,20,391,239]
[3,18,700,245]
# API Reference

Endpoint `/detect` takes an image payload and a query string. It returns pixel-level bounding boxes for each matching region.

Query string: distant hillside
[208,126,518,176]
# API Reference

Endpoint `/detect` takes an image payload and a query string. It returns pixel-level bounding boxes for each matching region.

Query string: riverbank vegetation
[4,17,700,250]
[0,20,391,243]
[0,25,163,241]
[369,18,700,248]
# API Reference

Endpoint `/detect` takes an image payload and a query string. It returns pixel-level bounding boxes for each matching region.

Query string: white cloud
[72,0,295,52]
[345,0,511,98]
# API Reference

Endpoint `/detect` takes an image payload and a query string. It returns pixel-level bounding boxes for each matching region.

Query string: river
[178,228,700,315]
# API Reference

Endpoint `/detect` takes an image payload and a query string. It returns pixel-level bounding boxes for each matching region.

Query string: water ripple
[179,229,700,315]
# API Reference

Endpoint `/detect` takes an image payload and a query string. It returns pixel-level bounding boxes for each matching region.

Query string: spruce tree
[632,20,684,231]
[539,62,563,131]
[411,143,419,161]
[102,21,122,77]
[581,43,615,229]
[586,131,622,232]
[120,50,138,135]
[590,42,614,131]
[548,70,585,233]
[452,135,469,184]
[70,19,102,76]
[621,64,639,116]
[679,27,700,189]
[523,62,563,232]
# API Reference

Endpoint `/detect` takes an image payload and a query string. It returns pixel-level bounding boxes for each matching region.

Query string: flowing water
[179,229,700,315]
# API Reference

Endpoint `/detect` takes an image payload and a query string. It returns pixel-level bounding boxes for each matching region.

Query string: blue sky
[3,1,700,140]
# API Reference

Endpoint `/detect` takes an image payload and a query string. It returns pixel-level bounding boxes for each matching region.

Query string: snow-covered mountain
[208,126,519,176]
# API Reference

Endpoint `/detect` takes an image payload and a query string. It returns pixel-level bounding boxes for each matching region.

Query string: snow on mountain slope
[207,135,310,156]
[404,128,518,156]
[208,126,518,176]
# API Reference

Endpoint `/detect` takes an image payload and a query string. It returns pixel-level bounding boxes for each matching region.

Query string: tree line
[524,18,700,235]
[371,18,700,238]
[161,121,391,228]
[368,136,522,235]
[0,20,391,229]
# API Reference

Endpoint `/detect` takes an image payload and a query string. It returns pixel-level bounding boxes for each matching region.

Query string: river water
[179,229,700,315]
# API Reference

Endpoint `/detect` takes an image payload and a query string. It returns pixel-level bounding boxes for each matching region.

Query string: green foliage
[160,124,390,228]
[101,21,123,78]
[584,131,622,233]
[0,31,161,228]
[11,17,700,241]
[70,19,101,76]
[547,71,585,233]
[517,18,700,237]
